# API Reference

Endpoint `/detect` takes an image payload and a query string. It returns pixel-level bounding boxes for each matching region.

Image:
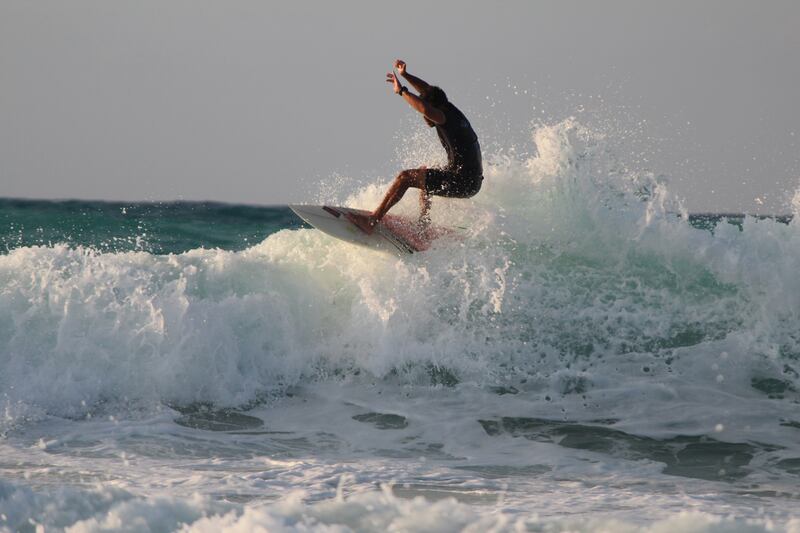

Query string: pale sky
[1,0,798,213]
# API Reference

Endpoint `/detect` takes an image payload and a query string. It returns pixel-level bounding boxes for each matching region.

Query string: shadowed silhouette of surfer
[347,59,483,234]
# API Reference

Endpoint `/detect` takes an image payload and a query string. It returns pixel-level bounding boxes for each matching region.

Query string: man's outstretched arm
[395,59,430,93]
[387,72,445,124]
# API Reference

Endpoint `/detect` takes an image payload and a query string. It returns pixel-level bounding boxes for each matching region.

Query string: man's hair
[421,86,448,107]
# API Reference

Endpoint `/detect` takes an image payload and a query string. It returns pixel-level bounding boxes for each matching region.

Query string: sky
[1,0,798,213]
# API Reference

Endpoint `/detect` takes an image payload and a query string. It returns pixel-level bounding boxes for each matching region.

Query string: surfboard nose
[286,204,418,255]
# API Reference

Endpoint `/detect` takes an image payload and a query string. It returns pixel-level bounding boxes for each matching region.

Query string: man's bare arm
[402,90,445,124]
[394,59,430,94]
[387,72,445,124]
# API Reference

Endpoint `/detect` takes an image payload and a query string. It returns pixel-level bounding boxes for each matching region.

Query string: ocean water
[2,120,800,532]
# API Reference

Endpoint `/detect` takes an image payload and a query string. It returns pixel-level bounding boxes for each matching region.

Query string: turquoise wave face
[0,199,305,254]
[2,198,792,257]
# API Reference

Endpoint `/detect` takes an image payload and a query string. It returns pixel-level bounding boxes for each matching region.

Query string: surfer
[349,60,482,233]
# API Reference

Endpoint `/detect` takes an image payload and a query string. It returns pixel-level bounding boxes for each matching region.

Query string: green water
[1,198,790,256]
[0,199,305,254]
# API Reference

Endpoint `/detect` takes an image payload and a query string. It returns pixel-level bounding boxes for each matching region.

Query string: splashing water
[2,120,800,530]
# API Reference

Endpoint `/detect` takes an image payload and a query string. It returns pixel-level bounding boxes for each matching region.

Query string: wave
[2,478,795,532]
[2,120,800,441]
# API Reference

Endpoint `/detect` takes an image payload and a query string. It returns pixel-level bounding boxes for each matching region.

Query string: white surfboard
[289,205,447,255]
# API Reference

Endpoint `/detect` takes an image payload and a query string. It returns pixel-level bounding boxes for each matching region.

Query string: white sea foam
[2,120,800,529]
[2,120,798,419]
[1,479,797,532]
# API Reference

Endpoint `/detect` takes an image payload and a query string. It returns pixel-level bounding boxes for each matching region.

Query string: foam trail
[0,479,796,532]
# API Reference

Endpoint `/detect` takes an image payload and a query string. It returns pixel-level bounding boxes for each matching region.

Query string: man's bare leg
[348,167,427,234]
[373,167,427,220]
[418,188,432,230]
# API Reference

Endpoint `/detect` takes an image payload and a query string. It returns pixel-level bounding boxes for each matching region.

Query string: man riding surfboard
[349,59,483,233]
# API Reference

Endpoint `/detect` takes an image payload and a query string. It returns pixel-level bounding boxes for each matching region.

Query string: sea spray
[2,119,800,529]
[0,119,798,436]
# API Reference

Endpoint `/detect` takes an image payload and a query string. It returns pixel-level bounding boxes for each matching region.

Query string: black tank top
[435,102,482,175]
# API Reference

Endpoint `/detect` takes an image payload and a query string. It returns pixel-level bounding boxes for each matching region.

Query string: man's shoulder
[445,102,469,118]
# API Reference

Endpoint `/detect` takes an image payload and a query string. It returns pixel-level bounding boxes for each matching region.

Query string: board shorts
[424,167,483,198]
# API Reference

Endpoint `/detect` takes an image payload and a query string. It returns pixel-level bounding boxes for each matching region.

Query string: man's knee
[398,168,425,188]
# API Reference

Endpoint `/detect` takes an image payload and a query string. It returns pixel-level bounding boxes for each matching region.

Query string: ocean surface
[2,121,800,532]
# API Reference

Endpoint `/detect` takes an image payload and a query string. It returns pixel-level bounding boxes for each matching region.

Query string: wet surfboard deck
[289,204,452,255]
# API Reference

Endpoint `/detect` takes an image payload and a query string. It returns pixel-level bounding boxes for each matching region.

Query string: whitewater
[2,119,800,531]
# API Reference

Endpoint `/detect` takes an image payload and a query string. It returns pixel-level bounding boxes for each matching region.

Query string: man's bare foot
[346,212,378,234]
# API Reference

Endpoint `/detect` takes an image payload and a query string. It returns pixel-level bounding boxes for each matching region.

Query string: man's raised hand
[394,59,407,76]
[386,71,402,94]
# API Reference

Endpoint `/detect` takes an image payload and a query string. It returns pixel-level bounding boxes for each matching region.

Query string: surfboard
[289,205,447,255]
